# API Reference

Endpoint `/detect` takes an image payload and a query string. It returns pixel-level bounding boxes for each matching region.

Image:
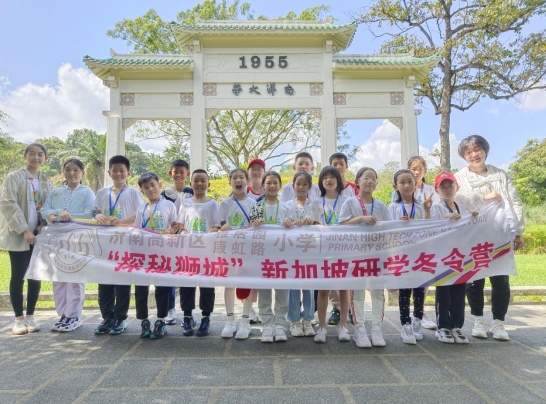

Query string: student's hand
[484,192,502,204]
[514,235,524,250]
[47,214,57,223]
[110,218,122,226]
[59,210,71,222]
[23,230,35,245]
[302,218,314,225]
[449,213,461,220]
[210,227,219,233]
[219,223,230,232]
[423,194,433,211]
[95,214,110,225]
[400,215,410,221]
[251,219,263,227]
[283,218,295,228]
[361,216,376,225]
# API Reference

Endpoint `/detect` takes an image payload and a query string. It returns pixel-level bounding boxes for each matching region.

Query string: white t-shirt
[95,186,143,220]
[219,196,256,229]
[284,198,322,224]
[339,197,391,222]
[134,198,177,231]
[246,186,264,202]
[388,201,427,220]
[431,200,469,220]
[340,183,357,200]
[280,183,321,203]
[177,198,220,233]
[318,194,349,225]
[391,183,439,204]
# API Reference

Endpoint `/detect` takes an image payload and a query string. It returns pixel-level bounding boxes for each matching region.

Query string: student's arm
[41,189,60,223]
[0,172,31,234]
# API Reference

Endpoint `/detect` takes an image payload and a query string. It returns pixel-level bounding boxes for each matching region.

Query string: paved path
[0,302,545,404]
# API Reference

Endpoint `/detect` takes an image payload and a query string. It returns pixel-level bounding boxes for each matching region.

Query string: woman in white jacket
[454,135,524,342]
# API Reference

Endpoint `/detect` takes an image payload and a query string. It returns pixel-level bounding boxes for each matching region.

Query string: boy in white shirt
[280,152,320,202]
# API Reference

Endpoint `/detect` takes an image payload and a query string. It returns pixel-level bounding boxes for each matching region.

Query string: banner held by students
[26,204,516,289]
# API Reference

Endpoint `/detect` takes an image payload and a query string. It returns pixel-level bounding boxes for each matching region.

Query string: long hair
[392,169,415,203]
[318,165,343,197]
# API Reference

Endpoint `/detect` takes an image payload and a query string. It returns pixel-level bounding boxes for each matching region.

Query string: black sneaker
[196,316,210,337]
[150,319,167,340]
[140,319,152,339]
[182,316,195,337]
[109,319,127,336]
[328,308,340,325]
[95,318,114,335]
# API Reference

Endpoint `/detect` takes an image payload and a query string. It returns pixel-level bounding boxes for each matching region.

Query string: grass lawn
[0,251,544,292]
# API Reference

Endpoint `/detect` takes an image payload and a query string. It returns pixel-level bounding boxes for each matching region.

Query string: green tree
[0,111,25,182]
[510,138,546,206]
[360,0,546,169]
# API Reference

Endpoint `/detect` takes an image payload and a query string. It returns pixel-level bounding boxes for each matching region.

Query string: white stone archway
[85,21,437,184]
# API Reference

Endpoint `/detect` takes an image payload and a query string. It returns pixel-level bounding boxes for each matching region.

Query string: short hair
[24,143,47,157]
[191,169,209,179]
[229,168,248,181]
[262,170,282,186]
[292,171,312,188]
[392,169,415,203]
[318,166,344,196]
[138,172,159,187]
[355,167,378,184]
[109,155,130,170]
[294,151,314,163]
[170,159,190,170]
[328,152,348,165]
[458,135,490,158]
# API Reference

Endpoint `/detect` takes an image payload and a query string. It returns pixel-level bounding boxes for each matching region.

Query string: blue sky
[0,0,544,169]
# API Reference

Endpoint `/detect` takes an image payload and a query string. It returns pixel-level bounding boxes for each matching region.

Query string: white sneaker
[352,325,372,348]
[370,323,386,347]
[314,327,327,343]
[12,319,28,335]
[421,314,437,330]
[274,325,287,342]
[471,316,489,339]
[302,320,316,337]
[59,317,81,332]
[261,326,274,343]
[51,316,67,332]
[337,326,351,342]
[25,315,40,333]
[490,320,510,341]
[165,308,176,325]
[452,328,470,344]
[290,321,304,337]
[401,324,417,345]
[235,318,251,340]
[221,319,237,338]
[412,317,423,341]
[249,306,261,324]
[435,328,455,344]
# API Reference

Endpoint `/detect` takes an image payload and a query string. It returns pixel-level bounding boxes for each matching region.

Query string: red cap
[434,171,457,190]
[248,158,265,169]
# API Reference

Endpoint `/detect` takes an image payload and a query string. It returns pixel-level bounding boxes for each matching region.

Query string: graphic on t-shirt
[110,207,122,219]
[146,212,166,231]
[189,216,207,233]
[228,211,245,228]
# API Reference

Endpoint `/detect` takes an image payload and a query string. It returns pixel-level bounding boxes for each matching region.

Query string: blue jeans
[287,290,315,321]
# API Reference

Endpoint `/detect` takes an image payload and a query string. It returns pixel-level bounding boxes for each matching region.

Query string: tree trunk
[439,13,453,171]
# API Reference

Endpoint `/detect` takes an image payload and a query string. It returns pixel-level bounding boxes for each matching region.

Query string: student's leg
[199,287,215,317]
[98,284,115,321]
[224,288,235,316]
[450,284,466,329]
[490,275,510,321]
[370,289,385,325]
[466,278,485,317]
[155,286,169,319]
[273,289,289,330]
[180,287,196,317]
[53,282,67,318]
[412,287,425,320]
[398,289,412,325]
[317,290,329,327]
[66,282,85,319]
[167,287,176,311]
[435,286,451,329]
[302,290,314,321]
[241,297,252,317]
[287,290,302,322]
[351,289,365,325]
[258,289,273,328]
[8,250,31,318]
[114,285,131,321]
[135,286,149,320]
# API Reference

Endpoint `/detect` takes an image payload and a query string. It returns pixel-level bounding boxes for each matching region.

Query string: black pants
[399,288,424,325]
[180,287,215,317]
[435,284,465,329]
[134,286,170,320]
[466,275,510,321]
[98,284,130,321]
[167,287,176,311]
[9,248,41,317]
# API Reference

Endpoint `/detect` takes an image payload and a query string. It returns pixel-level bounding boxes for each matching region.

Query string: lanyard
[358,196,374,216]
[142,201,160,229]
[444,200,460,214]
[322,195,339,225]
[233,197,251,224]
[401,201,416,219]
[109,186,125,216]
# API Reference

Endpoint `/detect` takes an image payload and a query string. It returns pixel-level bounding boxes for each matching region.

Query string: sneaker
[95,318,113,335]
[303,320,316,337]
[274,325,287,342]
[25,316,40,333]
[435,328,455,344]
[140,319,152,339]
[60,317,81,332]
[150,319,167,340]
[489,320,510,341]
[164,309,177,325]
[370,322,386,347]
[182,316,195,337]
[196,316,210,337]
[235,318,251,340]
[353,325,372,348]
[328,308,340,325]
[51,315,66,332]
[421,314,437,330]
[452,328,470,344]
[12,319,28,335]
[249,307,261,324]
[290,321,304,337]
[314,327,327,343]
[261,326,274,343]
[109,319,128,336]
[401,324,417,345]
[221,318,237,339]
[412,317,424,341]
[471,316,489,339]
[337,326,351,342]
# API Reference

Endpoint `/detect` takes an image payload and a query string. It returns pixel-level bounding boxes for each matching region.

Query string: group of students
[0,134,524,348]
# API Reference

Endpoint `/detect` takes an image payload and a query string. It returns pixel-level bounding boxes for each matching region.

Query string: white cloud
[0,64,108,142]
[0,75,10,96]
[516,86,546,111]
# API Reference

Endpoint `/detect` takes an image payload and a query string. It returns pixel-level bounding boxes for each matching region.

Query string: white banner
[26,204,516,289]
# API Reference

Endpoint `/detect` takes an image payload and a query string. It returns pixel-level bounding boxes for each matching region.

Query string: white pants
[352,289,385,325]
[53,281,85,319]
[258,289,289,330]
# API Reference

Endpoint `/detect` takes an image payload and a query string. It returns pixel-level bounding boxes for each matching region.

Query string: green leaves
[510,139,546,207]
